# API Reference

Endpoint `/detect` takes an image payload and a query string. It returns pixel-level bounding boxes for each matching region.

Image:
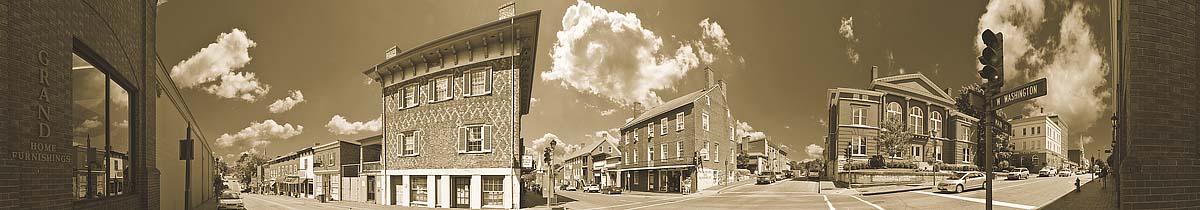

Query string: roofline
[622,86,720,128]
[363,10,542,78]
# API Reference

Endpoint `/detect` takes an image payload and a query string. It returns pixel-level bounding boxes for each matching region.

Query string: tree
[878,118,911,159]
[736,152,751,169]
[234,153,269,185]
[953,83,1017,169]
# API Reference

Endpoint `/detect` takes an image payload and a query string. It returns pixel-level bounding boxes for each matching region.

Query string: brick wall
[0,0,158,209]
[1120,0,1200,209]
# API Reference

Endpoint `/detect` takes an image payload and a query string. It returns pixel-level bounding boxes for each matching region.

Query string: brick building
[616,70,738,194]
[359,4,540,209]
[825,69,979,175]
[0,0,167,209]
[313,140,361,201]
[560,136,621,189]
[265,148,313,198]
[1009,114,1071,172]
[1112,0,1200,209]
[742,138,785,175]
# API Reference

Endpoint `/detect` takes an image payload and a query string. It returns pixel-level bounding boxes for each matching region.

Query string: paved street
[863,174,1095,210]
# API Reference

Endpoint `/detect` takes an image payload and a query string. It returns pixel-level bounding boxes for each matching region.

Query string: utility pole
[181,124,194,210]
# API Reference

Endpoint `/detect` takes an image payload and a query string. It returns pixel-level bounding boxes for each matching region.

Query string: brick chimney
[498,1,516,20]
[870,65,878,83]
[633,102,645,116]
[705,67,715,89]
[384,45,400,59]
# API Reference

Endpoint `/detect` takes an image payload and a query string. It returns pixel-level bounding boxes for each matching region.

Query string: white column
[426,175,437,208]
[470,175,482,209]
[439,175,451,208]
[380,175,392,205]
[401,175,411,206]
[505,174,515,209]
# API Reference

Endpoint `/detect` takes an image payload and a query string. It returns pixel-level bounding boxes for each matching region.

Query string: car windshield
[221,191,239,199]
[949,172,969,180]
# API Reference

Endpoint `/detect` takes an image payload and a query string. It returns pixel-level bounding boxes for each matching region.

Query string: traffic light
[543,147,552,163]
[979,29,1004,89]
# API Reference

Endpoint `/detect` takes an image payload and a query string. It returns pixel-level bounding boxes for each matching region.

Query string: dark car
[600,186,623,194]
[756,175,774,184]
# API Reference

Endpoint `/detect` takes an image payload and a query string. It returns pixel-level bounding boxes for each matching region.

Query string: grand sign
[990,78,1047,110]
[12,50,67,163]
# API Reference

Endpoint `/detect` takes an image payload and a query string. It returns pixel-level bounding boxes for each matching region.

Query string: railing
[362,161,382,172]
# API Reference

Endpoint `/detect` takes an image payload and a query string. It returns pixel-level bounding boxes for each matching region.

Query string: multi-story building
[313,140,362,201]
[1067,136,1085,171]
[359,3,540,208]
[743,138,786,175]
[342,134,381,204]
[1010,114,1070,172]
[560,137,622,189]
[266,148,314,198]
[616,70,737,194]
[825,69,979,175]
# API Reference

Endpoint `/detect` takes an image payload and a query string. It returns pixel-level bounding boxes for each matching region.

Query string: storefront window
[411,176,427,203]
[72,53,132,200]
[482,176,504,206]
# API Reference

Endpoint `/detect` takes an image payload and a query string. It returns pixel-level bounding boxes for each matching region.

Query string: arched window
[886,102,903,123]
[930,111,942,137]
[910,106,923,134]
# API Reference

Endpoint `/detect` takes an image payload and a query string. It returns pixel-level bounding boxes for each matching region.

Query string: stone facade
[1115,0,1200,209]
[0,0,161,209]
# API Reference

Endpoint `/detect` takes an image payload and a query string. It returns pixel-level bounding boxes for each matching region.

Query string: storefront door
[452,177,471,208]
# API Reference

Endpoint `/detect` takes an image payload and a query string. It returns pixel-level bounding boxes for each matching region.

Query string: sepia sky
[154,0,1116,166]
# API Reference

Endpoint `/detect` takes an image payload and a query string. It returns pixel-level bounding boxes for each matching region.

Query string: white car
[938,172,986,193]
[1006,168,1030,180]
[218,190,245,210]
[1058,169,1073,177]
[1038,168,1058,177]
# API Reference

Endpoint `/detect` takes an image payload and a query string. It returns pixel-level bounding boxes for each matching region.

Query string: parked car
[756,175,774,185]
[582,184,600,193]
[1058,169,1073,177]
[806,169,821,179]
[600,186,623,194]
[1006,168,1030,180]
[563,185,577,191]
[939,171,986,193]
[218,190,245,210]
[1038,168,1058,177]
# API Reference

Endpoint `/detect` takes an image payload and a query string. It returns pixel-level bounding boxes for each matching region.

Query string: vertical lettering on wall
[37,50,51,138]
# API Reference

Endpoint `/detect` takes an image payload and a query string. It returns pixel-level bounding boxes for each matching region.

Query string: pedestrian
[1075,177,1081,192]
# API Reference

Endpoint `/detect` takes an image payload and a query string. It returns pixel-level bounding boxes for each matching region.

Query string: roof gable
[871,73,954,104]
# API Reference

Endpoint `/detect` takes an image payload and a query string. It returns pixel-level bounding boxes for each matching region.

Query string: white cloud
[216,120,304,147]
[530,133,582,158]
[169,28,270,102]
[978,1,1109,132]
[268,90,306,113]
[114,120,129,128]
[806,144,824,159]
[74,117,101,134]
[542,0,737,110]
[325,115,382,135]
[839,16,860,64]
[736,121,767,142]
[698,18,735,64]
[1081,135,1094,145]
[599,109,616,116]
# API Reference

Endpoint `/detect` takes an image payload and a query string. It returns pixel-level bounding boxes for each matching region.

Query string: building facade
[359,7,540,209]
[616,75,737,194]
[313,140,361,201]
[1009,114,1070,172]
[0,0,169,209]
[742,138,786,175]
[266,148,314,198]
[825,71,979,175]
[560,137,622,189]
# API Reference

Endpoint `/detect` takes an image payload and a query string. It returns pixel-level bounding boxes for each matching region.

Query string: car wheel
[955,185,963,193]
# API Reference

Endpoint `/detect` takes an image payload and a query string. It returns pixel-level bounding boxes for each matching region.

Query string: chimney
[870,65,878,82]
[498,1,516,20]
[633,102,645,115]
[384,45,400,59]
[705,67,715,89]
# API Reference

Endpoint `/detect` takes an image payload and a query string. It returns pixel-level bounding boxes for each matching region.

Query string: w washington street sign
[990,78,1047,111]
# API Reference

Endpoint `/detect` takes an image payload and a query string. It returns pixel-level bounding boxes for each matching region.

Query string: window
[930,111,942,137]
[624,133,629,145]
[411,176,428,203]
[714,143,720,162]
[702,113,710,131]
[911,146,922,160]
[402,131,420,156]
[660,118,668,135]
[464,67,492,96]
[660,144,667,161]
[703,141,711,161]
[885,102,902,122]
[935,146,942,161]
[301,159,306,170]
[482,176,504,206]
[963,148,971,163]
[851,106,867,125]
[676,113,685,131]
[72,53,132,199]
[632,148,638,164]
[458,124,492,153]
[730,126,735,141]
[909,106,923,134]
[853,137,867,155]
[430,75,453,102]
[401,84,419,109]
[705,95,711,106]
[634,132,639,144]
[647,122,654,138]
[647,145,654,162]
[676,141,683,158]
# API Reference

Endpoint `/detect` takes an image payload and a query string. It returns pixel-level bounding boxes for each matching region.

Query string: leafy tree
[953,83,1018,169]
[736,152,751,169]
[234,153,269,185]
[878,118,911,159]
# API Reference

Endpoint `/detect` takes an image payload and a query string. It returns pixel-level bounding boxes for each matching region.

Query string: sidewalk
[853,183,934,196]
[1039,175,1118,210]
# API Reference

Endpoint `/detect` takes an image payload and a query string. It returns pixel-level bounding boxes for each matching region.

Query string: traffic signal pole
[983,93,994,210]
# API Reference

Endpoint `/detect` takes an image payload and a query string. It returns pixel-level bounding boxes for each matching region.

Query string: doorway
[452,176,471,208]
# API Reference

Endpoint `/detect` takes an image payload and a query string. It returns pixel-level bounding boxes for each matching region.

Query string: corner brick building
[0,0,165,209]
[1113,0,1200,209]
[360,5,540,209]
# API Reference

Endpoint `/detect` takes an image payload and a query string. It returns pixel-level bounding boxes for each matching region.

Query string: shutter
[398,133,406,157]
[484,68,493,93]
[482,125,492,152]
[462,72,471,97]
[458,127,468,153]
[427,80,436,103]
[414,131,421,155]
[447,76,455,99]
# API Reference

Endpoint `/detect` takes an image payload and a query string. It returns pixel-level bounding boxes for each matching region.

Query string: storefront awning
[612,164,694,172]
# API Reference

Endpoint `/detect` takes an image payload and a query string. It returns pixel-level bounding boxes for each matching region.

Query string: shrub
[868,155,886,169]
[935,163,980,172]
[885,160,916,169]
[845,161,870,170]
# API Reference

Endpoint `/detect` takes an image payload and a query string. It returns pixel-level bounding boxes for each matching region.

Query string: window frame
[853,137,867,156]
[852,106,867,125]
[401,130,421,157]
[660,144,667,162]
[676,141,683,158]
[702,112,710,131]
[909,106,923,134]
[676,112,685,131]
[930,111,942,137]
[660,118,668,135]
[429,74,454,103]
[71,51,137,200]
[647,122,654,138]
[482,176,504,207]
[400,83,420,109]
[885,102,903,122]
[458,124,492,154]
[463,67,493,97]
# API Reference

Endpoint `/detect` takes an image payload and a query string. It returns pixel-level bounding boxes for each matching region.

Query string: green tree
[234,153,269,185]
[736,152,751,169]
[878,118,911,159]
[953,83,1018,169]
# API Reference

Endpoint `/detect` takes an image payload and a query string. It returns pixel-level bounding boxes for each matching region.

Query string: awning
[611,164,694,172]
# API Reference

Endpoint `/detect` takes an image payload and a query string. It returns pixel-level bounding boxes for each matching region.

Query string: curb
[858,185,932,196]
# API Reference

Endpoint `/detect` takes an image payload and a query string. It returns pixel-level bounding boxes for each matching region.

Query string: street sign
[990,78,1047,110]
[522,155,533,168]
